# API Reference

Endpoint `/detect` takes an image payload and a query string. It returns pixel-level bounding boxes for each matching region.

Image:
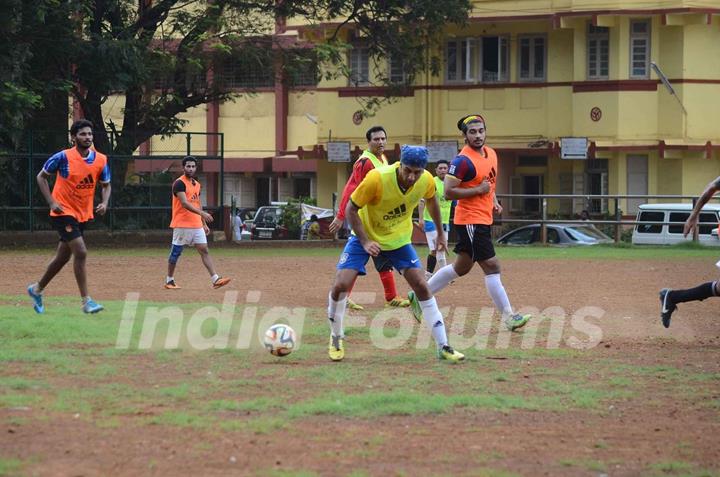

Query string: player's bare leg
[404,267,463,362]
[67,237,89,298]
[195,243,230,288]
[38,241,72,290]
[28,241,72,314]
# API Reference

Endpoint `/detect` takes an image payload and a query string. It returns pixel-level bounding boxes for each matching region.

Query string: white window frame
[587,24,610,80]
[348,45,370,86]
[445,39,469,83]
[445,36,509,83]
[629,19,651,79]
[518,34,547,82]
[388,54,409,84]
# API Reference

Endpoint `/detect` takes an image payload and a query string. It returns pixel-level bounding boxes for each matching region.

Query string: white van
[632,203,720,246]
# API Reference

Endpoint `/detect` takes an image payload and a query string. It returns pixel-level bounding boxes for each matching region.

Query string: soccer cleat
[659,288,677,328]
[328,335,345,361]
[385,296,410,308]
[164,280,181,290]
[503,313,531,331]
[27,283,44,314]
[438,345,465,363]
[347,298,364,311]
[212,277,231,289]
[408,291,423,323]
[82,298,104,314]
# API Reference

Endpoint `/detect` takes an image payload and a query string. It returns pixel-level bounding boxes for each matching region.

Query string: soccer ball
[263,324,297,357]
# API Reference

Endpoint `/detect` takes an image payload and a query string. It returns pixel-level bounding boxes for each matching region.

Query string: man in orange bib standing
[164,156,230,290]
[27,119,111,314]
[328,126,410,310]
[412,114,531,331]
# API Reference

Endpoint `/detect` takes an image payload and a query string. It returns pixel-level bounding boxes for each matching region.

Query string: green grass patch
[287,390,551,418]
[0,458,23,477]
[647,460,716,476]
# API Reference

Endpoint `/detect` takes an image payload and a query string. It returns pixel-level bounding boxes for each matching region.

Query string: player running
[326,145,464,363]
[164,156,230,290]
[27,119,111,314]
[660,175,720,327]
[414,114,531,332]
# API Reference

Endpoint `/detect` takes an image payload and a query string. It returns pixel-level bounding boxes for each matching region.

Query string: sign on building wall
[326,142,351,162]
[426,141,459,163]
[560,137,589,160]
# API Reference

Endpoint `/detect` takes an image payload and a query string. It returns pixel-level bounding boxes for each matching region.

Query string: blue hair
[400,145,429,168]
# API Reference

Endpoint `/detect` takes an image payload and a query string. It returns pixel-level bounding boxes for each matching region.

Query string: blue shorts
[424,220,449,233]
[337,236,421,275]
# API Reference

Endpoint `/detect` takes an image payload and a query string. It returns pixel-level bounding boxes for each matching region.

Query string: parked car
[632,203,720,246]
[496,223,612,246]
[232,207,256,241]
[251,206,289,240]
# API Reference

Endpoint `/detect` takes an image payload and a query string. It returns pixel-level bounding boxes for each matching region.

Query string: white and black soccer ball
[263,324,297,357]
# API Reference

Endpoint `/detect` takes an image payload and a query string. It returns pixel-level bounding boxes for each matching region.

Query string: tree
[3,0,471,156]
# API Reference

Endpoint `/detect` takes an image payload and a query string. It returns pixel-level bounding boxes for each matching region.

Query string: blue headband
[400,145,429,168]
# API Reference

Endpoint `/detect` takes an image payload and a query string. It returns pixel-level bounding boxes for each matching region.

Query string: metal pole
[541,198,547,244]
[186,133,191,156]
[219,133,224,230]
[692,197,699,242]
[28,130,34,232]
[614,198,620,243]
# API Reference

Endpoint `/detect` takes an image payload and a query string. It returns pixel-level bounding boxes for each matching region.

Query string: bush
[280,197,316,239]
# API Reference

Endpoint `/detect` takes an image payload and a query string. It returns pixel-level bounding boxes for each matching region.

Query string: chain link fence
[0,132,224,232]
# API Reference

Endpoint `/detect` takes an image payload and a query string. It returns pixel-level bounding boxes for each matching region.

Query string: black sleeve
[172,180,186,196]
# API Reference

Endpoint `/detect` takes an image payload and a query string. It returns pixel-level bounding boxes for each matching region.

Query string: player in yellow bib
[326,145,465,362]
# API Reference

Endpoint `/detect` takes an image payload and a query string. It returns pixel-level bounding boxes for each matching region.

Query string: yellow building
[133,0,720,217]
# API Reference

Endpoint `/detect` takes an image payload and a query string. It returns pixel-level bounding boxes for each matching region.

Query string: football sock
[485,273,513,316]
[211,274,219,284]
[419,296,448,347]
[327,291,347,337]
[166,276,173,284]
[427,254,437,273]
[32,283,43,294]
[427,265,460,294]
[668,281,717,304]
[379,269,397,301]
[82,296,90,305]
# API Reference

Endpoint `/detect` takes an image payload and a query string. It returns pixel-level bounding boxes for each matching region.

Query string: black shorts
[454,224,495,262]
[370,253,394,273]
[50,215,86,242]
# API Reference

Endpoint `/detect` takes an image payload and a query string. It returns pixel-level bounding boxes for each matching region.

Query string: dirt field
[1,249,719,476]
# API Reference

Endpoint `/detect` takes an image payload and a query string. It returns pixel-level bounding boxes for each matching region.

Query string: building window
[630,20,650,79]
[349,46,370,86]
[445,37,508,83]
[518,35,546,82]
[285,50,319,87]
[446,39,468,82]
[481,36,509,82]
[587,24,609,79]
[221,54,274,88]
[388,55,408,84]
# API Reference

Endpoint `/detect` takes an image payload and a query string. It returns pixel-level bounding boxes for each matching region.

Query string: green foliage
[280,197,317,239]
[1,1,472,155]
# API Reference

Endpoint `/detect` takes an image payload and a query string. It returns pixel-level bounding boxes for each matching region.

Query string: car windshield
[566,226,605,242]
[255,208,281,223]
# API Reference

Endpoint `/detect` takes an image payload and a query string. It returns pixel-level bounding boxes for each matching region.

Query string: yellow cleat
[438,345,465,363]
[347,298,364,311]
[328,335,345,361]
[385,296,410,308]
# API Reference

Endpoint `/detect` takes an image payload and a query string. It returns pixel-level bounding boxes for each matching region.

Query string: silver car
[496,223,612,246]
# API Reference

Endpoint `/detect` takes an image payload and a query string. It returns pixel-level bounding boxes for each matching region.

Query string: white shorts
[425,224,449,251]
[172,227,207,246]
